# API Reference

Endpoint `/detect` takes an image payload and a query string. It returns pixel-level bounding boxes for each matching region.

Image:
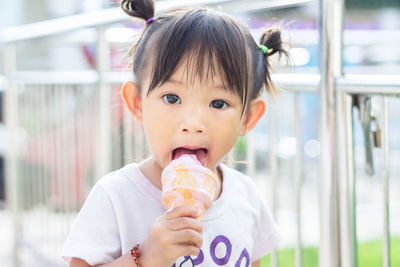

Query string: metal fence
[1,0,399,267]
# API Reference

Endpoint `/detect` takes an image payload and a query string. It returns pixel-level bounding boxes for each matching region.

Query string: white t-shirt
[62,163,280,266]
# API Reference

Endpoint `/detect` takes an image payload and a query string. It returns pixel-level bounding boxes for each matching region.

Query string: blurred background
[0,0,399,266]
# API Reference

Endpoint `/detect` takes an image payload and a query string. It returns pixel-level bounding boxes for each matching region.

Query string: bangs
[141,8,251,108]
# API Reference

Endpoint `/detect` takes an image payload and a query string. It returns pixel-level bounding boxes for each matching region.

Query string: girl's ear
[240,97,266,136]
[121,81,143,122]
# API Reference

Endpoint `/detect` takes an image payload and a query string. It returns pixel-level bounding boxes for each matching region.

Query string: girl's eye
[163,94,181,104]
[210,100,228,109]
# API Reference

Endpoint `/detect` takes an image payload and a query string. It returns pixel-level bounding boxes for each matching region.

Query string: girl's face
[122,59,265,183]
[140,63,246,174]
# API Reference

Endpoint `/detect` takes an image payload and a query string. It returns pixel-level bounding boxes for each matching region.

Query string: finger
[172,229,203,248]
[173,244,201,257]
[168,217,203,233]
[164,205,199,220]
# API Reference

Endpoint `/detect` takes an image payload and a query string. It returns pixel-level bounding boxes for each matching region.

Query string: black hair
[121,0,289,112]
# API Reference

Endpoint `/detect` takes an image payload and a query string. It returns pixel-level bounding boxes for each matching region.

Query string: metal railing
[1,0,399,267]
[0,76,9,91]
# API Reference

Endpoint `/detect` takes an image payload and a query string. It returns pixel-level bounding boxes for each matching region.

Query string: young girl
[62,0,288,266]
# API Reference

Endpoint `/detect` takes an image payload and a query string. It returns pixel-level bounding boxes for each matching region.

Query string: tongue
[173,148,207,166]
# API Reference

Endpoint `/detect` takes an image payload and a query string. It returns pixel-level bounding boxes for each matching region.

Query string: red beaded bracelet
[130,244,140,266]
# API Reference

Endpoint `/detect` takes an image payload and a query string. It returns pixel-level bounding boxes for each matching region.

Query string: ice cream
[161,154,220,220]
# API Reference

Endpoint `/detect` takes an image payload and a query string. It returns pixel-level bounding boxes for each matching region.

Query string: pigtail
[259,27,288,57]
[121,0,155,23]
[121,0,156,73]
[259,27,290,95]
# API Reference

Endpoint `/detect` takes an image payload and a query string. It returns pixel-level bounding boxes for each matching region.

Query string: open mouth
[172,147,208,167]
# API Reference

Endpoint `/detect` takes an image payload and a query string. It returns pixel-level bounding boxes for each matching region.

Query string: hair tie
[145,17,155,24]
[259,45,269,55]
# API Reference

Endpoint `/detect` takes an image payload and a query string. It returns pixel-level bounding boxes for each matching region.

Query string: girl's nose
[180,108,206,134]
[181,119,206,134]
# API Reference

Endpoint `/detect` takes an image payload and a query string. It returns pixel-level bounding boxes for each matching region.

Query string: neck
[138,156,163,190]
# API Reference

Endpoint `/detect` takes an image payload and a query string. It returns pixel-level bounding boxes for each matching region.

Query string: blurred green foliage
[346,0,400,9]
[260,238,400,267]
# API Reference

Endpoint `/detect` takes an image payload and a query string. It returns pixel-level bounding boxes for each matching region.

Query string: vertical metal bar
[34,84,42,254]
[226,146,235,168]
[76,85,86,210]
[19,85,29,246]
[332,6,345,266]
[89,85,97,186]
[17,85,27,254]
[74,85,82,209]
[31,84,40,249]
[336,92,358,267]
[56,85,70,241]
[95,26,112,180]
[49,85,58,258]
[318,0,336,262]
[75,85,83,211]
[3,43,21,267]
[247,133,255,177]
[38,84,47,255]
[54,85,65,240]
[57,85,67,246]
[70,85,77,214]
[346,95,358,267]
[45,85,52,256]
[123,100,134,165]
[382,96,391,267]
[62,84,72,232]
[269,103,278,267]
[318,0,344,265]
[331,0,351,265]
[88,84,96,188]
[69,84,79,245]
[294,93,302,267]
[142,126,150,159]
[331,0,344,78]
[133,121,139,163]
[45,86,53,258]
[49,86,57,258]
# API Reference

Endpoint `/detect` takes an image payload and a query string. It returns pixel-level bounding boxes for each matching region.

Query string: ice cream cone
[161,154,220,220]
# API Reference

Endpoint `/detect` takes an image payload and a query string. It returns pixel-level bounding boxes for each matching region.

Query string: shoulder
[96,163,133,187]
[218,164,269,218]
[220,164,261,201]
[93,163,143,199]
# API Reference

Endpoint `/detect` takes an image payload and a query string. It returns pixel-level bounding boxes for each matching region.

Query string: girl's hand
[139,205,203,267]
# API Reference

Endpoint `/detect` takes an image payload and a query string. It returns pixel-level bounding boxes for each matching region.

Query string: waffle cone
[161,154,220,220]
